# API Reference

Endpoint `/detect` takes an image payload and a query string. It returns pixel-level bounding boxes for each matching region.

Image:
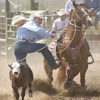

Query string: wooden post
[5,0,10,61]
[5,0,10,13]
[30,0,38,10]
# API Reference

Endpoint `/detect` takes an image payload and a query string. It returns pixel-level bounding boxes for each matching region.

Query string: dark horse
[44,1,94,88]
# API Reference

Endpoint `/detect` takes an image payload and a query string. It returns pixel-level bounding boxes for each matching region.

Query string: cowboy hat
[57,9,68,16]
[30,12,45,20]
[11,15,25,25]
[75,0,85,4]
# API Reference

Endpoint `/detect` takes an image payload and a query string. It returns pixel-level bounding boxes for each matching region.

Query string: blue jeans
[14,41,56,68]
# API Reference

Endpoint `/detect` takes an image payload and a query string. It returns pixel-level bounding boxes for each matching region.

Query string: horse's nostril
[14,72,18,75]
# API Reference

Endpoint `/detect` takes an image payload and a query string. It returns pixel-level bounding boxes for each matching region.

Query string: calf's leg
[21,85,27,100]
[12,85,19,100]
[28,82,33,97]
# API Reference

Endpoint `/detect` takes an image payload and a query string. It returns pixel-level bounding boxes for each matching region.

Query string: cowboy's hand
[51,30,56,34]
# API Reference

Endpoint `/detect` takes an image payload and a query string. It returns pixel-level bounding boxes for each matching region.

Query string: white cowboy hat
[30,12,45,20]
[11,15,25,25]
[57,9,68,16]
[75,0,85,4]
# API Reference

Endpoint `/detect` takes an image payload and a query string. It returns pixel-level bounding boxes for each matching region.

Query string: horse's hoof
[64,80,72,89]
[29,93,33,97]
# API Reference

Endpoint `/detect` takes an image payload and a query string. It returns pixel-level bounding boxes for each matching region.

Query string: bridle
[57,7,89,54]
[69,8,89,30]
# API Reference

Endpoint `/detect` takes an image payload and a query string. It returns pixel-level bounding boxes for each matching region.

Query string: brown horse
[56,1,94,88]
[44,1,94,87]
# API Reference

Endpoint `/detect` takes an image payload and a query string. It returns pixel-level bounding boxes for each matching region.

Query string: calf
[8,62,33,100]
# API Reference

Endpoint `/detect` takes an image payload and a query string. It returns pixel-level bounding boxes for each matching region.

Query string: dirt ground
[0,53,100,100]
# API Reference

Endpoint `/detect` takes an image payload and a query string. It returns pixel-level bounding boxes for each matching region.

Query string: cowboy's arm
[51,20,57,33]
[36,27,55,39]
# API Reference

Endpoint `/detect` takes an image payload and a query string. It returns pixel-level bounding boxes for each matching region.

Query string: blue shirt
[85,0,100,12]
[16,20,51,42]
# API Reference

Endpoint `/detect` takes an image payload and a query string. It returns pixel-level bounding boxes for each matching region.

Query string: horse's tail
[88,54,94,64]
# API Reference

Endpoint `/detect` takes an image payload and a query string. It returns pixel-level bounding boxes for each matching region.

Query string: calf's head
[8,62,24,78]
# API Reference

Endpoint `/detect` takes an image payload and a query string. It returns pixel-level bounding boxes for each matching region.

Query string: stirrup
[88,52,94,64]
[88,51,92,57]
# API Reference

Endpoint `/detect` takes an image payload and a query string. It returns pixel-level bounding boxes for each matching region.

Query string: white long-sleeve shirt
[52,17,69,32]
[65,0,74,12]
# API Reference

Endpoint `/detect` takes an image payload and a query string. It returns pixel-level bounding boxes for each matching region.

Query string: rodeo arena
[0,0,100,100]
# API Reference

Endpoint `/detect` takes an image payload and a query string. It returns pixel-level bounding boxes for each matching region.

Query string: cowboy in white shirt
[52,9,69,36]
[50,9,69,60]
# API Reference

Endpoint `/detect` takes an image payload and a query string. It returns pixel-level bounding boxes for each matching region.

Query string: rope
[56,20,77,53]
[8,0,23,7]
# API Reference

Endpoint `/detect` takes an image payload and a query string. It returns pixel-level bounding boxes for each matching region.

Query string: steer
[8,62,33,100]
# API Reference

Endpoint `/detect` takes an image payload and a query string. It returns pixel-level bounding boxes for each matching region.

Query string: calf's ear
[19,63,25,69]
[8,64,12,69]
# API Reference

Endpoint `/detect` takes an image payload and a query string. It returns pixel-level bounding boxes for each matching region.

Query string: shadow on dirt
[62,81,100,97]
[33,78,58,95]
[33,78,100,97]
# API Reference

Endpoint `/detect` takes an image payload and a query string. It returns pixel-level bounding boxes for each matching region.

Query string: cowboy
[85,0,100,30]
[11,15,26,27]
[51,9,69,40]
[49,9,69,60]
[11,12,59,70]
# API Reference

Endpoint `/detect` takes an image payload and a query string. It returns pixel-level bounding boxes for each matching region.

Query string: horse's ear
[73,1,77,8]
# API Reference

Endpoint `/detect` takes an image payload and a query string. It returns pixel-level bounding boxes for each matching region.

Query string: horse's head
[70,1,93,28]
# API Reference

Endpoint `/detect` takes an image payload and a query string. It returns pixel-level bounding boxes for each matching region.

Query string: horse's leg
[56,57,67,86]
[43,59,53,86]
[64,66,80,88]
[64,65,73,88]
[80,62,88,87]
